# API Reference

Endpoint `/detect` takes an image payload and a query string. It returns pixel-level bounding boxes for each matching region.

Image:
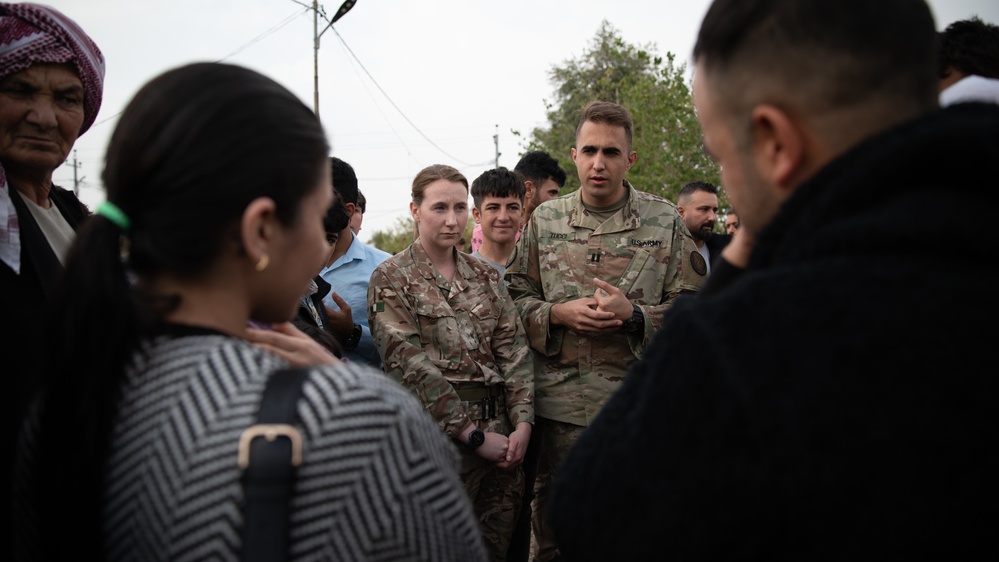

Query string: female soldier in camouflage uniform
[368,164,534,562]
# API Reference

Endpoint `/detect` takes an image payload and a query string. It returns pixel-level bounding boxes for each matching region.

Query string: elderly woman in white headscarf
[0,4,104,551]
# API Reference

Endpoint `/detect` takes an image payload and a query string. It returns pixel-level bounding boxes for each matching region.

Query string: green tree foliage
[367,216,477,255]
[368,217,415,255]
[517,20,724,207]
[369,22,729,247]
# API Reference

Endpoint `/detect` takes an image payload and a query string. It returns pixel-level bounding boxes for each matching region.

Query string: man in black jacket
[676,180,730,274]
[550,0,998,559]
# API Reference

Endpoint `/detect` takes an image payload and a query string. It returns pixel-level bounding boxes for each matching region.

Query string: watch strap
[342,323,362,350]
[624,304,644,333]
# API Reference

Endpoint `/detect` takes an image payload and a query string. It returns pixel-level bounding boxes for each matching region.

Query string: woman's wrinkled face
[411,179,468,254]
[0,63,85,175]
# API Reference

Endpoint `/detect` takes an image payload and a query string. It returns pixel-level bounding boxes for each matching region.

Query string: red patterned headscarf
[0,2,105,133]
[0,2,105,273]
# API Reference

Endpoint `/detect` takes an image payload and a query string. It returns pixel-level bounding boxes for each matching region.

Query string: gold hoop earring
[255,255,270,272]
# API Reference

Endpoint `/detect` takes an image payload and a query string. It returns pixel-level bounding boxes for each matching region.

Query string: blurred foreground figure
[14,62,485,562]
[551,0,999,559]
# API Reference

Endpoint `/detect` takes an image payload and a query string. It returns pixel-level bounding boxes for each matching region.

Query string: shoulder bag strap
[238,367,310,562]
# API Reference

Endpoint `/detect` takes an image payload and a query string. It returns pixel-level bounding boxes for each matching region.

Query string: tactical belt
[454,383,505,421]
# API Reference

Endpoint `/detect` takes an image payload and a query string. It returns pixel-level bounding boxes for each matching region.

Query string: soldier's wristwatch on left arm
[623,304,644,333]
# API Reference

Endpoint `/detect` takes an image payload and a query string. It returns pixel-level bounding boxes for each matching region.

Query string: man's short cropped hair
[515,151,567,188]
[470,167,526,209]
[693,0,938,125]
[575,101,634,150]
[330,156,359,206]
[678,181,719,199]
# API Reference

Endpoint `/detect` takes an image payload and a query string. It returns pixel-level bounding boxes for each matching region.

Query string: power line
[214,8,307,62]
[329,26,476,167]
[296,0,474,165]
[89,7,309,132]
[335,35,416,159]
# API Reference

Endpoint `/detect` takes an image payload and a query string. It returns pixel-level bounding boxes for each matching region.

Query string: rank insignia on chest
[690,251,708,276]
[371,302,385,313]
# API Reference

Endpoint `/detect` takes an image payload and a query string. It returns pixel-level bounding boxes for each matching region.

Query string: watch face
[467,428,485,450]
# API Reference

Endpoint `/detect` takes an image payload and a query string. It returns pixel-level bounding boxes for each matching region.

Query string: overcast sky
[44,0,999,241]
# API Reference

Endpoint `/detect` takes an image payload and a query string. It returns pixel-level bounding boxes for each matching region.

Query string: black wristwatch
[465,428,485,451]
[342,323,362,350]
[623,304,644,333]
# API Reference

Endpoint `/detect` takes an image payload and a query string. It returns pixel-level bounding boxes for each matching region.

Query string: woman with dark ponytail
[14,62,485,562]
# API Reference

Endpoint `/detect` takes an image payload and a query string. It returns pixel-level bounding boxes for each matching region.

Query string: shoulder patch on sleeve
[690,251,707,276]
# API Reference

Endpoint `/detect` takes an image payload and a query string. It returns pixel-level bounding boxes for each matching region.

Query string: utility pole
[298,0,358,120]
[66,149,84,196]
[493,124,501,168]
[313,0,319,118]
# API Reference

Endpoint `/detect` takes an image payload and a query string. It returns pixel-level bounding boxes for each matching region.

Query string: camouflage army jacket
[368,240,534,439]
[505,182,705,427]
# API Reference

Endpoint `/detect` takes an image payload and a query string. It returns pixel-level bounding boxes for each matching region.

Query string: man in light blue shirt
[320,157,392,368]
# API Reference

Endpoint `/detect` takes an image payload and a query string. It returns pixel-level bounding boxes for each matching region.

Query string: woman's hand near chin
[246,321,339,366]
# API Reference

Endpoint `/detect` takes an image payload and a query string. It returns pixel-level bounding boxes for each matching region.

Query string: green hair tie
[96,200,131,230]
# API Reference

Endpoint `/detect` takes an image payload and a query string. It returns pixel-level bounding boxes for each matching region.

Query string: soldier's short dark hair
[576,101,634,150]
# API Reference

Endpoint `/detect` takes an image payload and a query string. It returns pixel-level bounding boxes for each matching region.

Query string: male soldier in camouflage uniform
[505,101,706,561]
[368,164,535,562]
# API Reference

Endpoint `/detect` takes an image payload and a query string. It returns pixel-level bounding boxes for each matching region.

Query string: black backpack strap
[238,367,310,562]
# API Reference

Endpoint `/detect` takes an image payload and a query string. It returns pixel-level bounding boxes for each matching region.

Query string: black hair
[330,156,359,206]
[938,16,999,79]
[678,181,719,198]
[292,316,343,358]
[515,150,567,188]
[32,62,329,559]
[470,167,526,209]
[693,0,938,115]
[356,190,367,213]
[325,193,351,235]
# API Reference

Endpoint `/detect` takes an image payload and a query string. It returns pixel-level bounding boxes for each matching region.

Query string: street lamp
[311,0,357,120]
